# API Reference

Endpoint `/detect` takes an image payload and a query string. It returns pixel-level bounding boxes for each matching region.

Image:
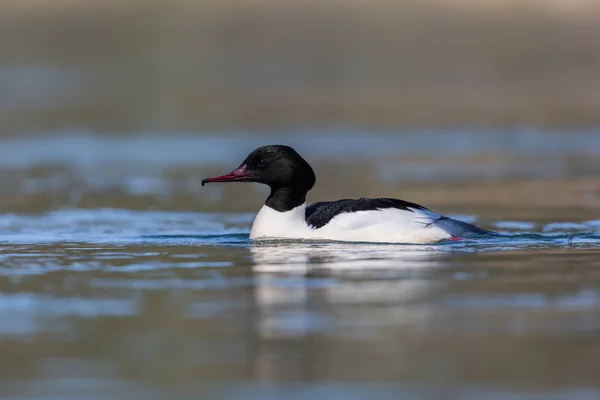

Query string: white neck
[250,203,311,240]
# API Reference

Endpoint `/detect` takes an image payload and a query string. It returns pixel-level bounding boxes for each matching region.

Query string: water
[4,3,600,396]
[1,132,600,399]
[2,212,600,399]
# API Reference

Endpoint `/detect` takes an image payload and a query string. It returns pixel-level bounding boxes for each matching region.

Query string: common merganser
[202,145,492,244]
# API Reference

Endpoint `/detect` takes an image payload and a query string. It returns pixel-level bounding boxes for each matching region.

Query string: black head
[202,145,316,210]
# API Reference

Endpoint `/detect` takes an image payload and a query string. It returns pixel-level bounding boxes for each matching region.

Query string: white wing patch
[312,207,451,244]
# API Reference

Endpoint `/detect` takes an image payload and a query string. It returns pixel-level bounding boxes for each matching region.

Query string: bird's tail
[435,217,496,238]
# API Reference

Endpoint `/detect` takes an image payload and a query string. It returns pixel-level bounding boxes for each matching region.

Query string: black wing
[305,197,430,229]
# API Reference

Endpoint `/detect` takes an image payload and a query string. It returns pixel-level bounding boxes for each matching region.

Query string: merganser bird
[202,145,492,244]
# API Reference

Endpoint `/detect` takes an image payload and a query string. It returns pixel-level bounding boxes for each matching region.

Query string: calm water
[1,132,600,399]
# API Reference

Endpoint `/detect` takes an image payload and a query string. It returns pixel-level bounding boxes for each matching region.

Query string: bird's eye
[257,159,268,168]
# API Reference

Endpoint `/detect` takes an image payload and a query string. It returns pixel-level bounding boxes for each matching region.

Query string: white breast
[249,204,452,244]
[250,204,312,239]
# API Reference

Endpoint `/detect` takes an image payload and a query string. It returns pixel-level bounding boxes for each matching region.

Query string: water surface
[1,132,600,399]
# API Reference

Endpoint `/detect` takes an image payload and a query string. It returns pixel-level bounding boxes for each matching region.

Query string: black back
[305,197,430,229]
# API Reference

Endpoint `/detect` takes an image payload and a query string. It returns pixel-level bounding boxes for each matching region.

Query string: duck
[202,145,492,244]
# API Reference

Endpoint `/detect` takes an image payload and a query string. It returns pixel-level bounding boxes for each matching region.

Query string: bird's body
[202,145,492,244]
[250,199,489,244]
[250,202,450,243]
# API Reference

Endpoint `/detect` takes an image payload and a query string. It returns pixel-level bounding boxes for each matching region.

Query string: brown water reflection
[2,1,600,133]
[2,241,600,398]
[0,130,598,397]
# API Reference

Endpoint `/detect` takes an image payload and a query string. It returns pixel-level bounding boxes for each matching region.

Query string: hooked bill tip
[201,178,209,186]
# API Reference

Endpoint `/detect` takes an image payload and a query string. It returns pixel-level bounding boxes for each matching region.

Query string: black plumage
[305,197,429,229]
[202,145,494,239]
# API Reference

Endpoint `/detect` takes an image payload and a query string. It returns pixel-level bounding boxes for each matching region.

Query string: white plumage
[250,203,453,244]
[204,145,491,244]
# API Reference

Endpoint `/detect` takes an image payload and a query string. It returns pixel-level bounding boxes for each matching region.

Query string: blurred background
[3,0,600,132]
[0,0,599,217]
[2,1,600,399]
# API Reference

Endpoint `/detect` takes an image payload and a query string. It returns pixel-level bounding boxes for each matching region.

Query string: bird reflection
[250,241,446,272]
[249,242,448,335]
[248,242,450,380]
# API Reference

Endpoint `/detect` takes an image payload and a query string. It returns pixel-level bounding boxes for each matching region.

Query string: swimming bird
[202,145,492,244]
